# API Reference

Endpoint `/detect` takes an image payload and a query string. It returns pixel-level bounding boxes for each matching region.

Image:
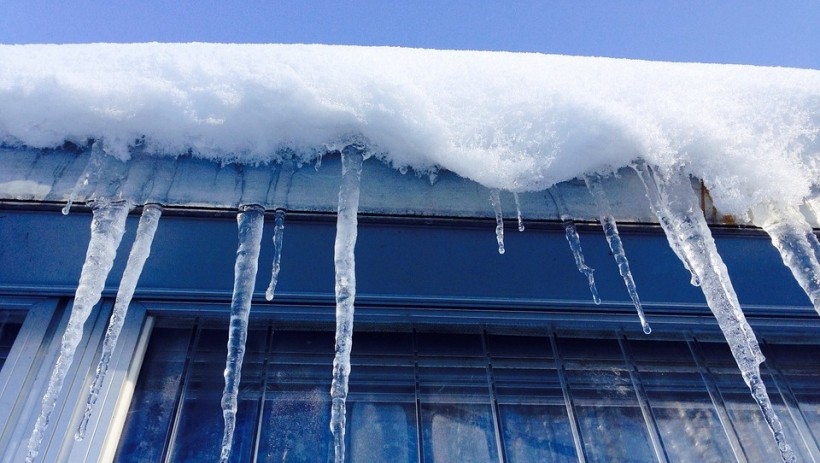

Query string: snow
[0,43,817,218]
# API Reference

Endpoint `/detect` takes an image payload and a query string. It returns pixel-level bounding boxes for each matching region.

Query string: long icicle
[490,189,505,254]
[265,209,286,301]
[76,203,162,440]
[330,147,364,463]
[754,202,820,316]
[636,163,795,463]
[219,204,265,463]
[548,186,601,304]
[585,175,651,333]
[26,200,131,462]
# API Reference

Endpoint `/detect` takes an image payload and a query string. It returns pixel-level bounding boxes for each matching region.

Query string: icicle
[265,209,286,301]
[330,147,364,463]
[632,162,701,287]
[636,163,795,463]
[76,204,162,441]
[220,204,265,463]
[754,202,820,316]
[585,175,651,334]
[490,189,505,254]
[26,200,131,463]
[548,186,601,304]
[62,143,106,215]
[513,192,525,232]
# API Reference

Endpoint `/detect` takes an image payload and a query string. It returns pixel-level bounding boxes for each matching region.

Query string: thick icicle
[754,202,820,315]
[62,143,106,215]
[513,192,525,232]
[330,147,364,463]
[26,200,131,463]
[632,162,701,287]
[219,205,265,463]
[636,164,795,463]
[548,186,601,304]
[490,189,505,254]
[76,204,162,440]
[585,175,651,334]
[265,209,286,301]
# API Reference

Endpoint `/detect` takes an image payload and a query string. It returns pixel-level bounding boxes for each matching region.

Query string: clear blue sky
[1,0,818,69]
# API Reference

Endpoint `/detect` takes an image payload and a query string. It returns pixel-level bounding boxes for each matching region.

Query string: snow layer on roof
[0,43,818,216]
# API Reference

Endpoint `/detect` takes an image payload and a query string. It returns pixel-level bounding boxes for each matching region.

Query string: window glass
[629,338,736,462]
[558,336,655,462]
[0,311,24,372]
[116,322,820,462]
[489,334,576,463]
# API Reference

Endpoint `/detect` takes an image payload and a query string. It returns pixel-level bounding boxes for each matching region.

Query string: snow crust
[0,43,818,216]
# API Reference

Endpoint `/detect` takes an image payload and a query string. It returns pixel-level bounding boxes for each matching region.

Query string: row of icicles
[24,147,820,462]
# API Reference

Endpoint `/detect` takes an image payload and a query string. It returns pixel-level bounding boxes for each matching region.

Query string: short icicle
[330,146,364,463]
[490,189,506,254]
[513,192,525,231]
[26,200,131,463]
[585,175,651,333]
[265,209,286,301]
[220,204,265,463]
[548,186,601,304]
[76,203,163,440]
[62,142,106,215]
[636,163,795,463]
[754,202,820,316]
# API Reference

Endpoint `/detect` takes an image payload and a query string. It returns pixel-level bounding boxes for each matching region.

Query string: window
[115,319,820,462]
[0,310,24,371]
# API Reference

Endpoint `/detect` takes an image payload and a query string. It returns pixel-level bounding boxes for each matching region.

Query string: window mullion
[617,335,670,463]
[687,337,748,463]
[760,340,820,459]
[250,324,274,461]
[162,321,202,463]
[549,332,586,463]
[481,330,507,463]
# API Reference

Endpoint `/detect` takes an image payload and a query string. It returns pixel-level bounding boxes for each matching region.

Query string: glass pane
[558,336,654,463]
[347,331,418,462]
[417,332,499,462]
[629,338,735,462]
[699,340,799,462]
[762,342,820,455]
[0,311,24,372]
[114,327,192,462]
[168,327,266,462]
[488,334,576,462]
[256,330,334,462]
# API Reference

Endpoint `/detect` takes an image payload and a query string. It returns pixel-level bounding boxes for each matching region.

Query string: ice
[490,189,505,254]
[585,175,651,334]
[330,147,364,463]
[753,202,820,315]
[61,143,106,215]
[636,163,795,463]
[220,204,265,463]
[548,186,601,304]
[26,200,131,463]
[513,192,525,232]
[265,209,286,301]
[632,162,701,288]
[76,203,162,440]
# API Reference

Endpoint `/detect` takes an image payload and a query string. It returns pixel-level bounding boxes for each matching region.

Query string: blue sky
[1,1,818,69]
